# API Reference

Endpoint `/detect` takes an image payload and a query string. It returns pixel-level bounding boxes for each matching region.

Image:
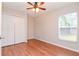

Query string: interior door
[1,14,15,46]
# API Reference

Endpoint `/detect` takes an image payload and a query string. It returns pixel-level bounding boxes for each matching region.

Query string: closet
[1,12,27,47]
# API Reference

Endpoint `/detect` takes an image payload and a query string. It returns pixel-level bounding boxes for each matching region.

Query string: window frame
[58,12,78,42]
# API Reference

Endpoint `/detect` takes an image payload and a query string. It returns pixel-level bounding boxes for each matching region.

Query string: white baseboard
[1,40,27,47]
[34,37,79,53]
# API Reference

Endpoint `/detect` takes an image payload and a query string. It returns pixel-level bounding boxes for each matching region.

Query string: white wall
[2,5,27,46]
[34,4,79,51]
[27,15,34,39]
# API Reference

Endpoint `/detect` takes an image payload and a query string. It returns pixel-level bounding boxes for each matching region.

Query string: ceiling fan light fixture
[27,2,46,13]
[32,8,35,11]
[32,8,39,13]
[35,8,39,12]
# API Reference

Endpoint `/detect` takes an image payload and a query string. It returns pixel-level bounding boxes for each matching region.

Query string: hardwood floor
[2,39,79,56]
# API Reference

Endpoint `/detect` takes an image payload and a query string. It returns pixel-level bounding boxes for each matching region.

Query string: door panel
[2,14,26,47]
[2,14,14,46]
[15,17,26,44]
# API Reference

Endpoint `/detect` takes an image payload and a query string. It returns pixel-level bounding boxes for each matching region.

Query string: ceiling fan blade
[39,2,45,6]
[39,7,46,10]
[27,7,33,9]
[27,2,33,6]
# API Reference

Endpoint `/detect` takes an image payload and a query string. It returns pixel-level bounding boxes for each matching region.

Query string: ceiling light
[27,2,46,13]
[35,8,39,12]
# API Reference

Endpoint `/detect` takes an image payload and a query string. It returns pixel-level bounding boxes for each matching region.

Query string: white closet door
[2,14,26,46]
[14,17,26,44]
[2,14,15,46]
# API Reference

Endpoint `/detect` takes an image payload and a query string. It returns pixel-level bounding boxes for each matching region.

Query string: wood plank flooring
[2,39,79,56]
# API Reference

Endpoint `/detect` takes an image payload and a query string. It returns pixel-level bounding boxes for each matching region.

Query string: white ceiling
[2,2,78,17]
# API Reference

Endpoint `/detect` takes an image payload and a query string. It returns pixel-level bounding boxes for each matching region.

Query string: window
[58,12,78,42]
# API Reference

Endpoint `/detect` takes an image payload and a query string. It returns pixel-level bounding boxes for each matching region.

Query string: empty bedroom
[0,2,79,56]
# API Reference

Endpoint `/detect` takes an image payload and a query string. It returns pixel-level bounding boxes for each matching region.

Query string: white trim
[1,41,27,48]
[34,37,79,53]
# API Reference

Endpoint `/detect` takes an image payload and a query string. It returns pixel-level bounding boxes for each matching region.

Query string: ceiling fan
[27,2,46,12]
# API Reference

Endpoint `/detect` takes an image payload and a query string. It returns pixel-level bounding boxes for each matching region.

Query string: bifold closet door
[2,14,15,46]
[2,14,26,47]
